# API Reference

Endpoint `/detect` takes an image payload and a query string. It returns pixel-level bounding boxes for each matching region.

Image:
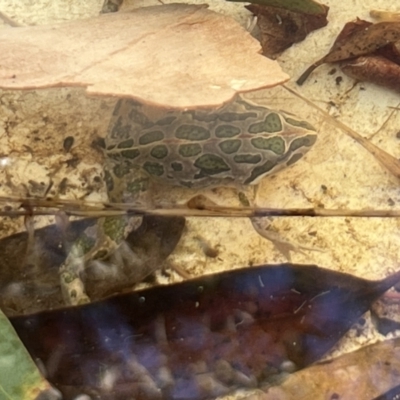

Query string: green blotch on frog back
[113,162,132,178]
[234,154,262,164]
[175,125,210,141]
[187,110,218,123]
[218,139,241,154]
[287,152,304,166]
[249,113,282,133]
[288,134,317,152]
[128,108,153,128]
[103,216,127,243]
[215,125,241,138]
[117,138,134,149]
[178,143,202,157]
[251,136,285,155]
[121,149,140,159]
[156,116,177,126]
[139,131,164,145]
[244,160,277,184]
[171,162,183,171]
[194,154,230,176]
[151,145,168,159]
[107,152,123,162]
[62,272,77,284]
[285,117,316,131]
[219,112,257,122]
[143,161,164,177]
[74,234,97,257]
[126,176,150,194]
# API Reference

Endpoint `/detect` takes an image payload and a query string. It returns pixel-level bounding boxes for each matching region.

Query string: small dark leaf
[297,20,400,85]
[10,264,400,400]
[246,3,329,58]
[341,55,400,94]
[227,0,327,15]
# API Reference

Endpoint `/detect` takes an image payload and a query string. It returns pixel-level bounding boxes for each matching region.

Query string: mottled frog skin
[60,97,317,305]
[104,97,316,192]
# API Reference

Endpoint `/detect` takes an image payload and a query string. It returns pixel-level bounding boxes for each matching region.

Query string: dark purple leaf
[10,264,400,399]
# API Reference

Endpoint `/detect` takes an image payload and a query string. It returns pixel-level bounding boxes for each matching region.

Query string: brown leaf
[246,4,329,58]
[0,4,289,109]
[341,55,400,93]
[297,20,400,85]
[9,264,400,399]
[258,338,400,400]
[377,40,400,64]
[229,0,328,15]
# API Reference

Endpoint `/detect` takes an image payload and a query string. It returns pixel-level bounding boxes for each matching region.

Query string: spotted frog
[60,97,317,304]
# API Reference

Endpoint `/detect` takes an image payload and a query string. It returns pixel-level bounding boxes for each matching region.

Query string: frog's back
[104,98,317,187]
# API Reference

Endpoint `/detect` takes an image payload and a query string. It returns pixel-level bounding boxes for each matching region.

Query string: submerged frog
[60,97,317,304]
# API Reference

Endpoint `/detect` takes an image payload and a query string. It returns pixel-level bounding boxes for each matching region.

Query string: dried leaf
[341,55,400,93]
[0,4,289,109]
[370,9,400,22]
[297,20,400,85]
[227,0,327,15]
[258,338,400,400]
[246,3,329,58]
[9,264,400,399]
[0,308,59,399]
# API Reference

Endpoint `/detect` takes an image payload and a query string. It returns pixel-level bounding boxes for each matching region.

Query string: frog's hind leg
[250,216,321,261]
[59,166,151,305]
[240,187,322,261]
[59,214,140,305]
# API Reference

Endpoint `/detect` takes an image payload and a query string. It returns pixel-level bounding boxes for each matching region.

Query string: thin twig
[0,196,400,218]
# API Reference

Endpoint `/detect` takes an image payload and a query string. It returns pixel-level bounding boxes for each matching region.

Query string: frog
[59,96,317,305]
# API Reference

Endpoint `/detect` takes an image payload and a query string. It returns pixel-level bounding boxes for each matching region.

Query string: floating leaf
[9,264,400,399]
[0,3,289,109]
[297,20,400,85]
[0,308,59,399]
[0,216,185,316]
[227,0,327,15]
[246,3,329,58]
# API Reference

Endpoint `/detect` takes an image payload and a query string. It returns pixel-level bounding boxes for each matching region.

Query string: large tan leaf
[0,4,289,109]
